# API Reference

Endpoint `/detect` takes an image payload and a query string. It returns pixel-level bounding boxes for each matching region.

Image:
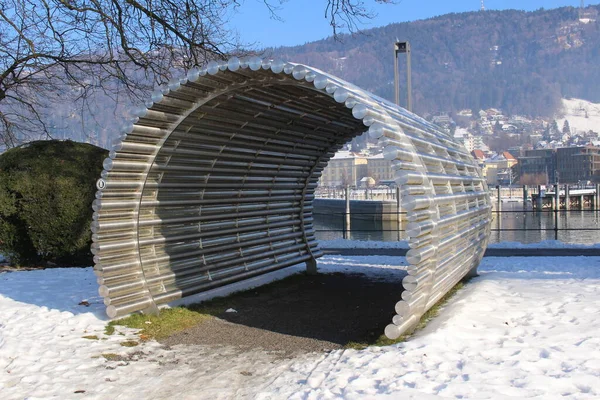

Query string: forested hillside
[271,5,600,117]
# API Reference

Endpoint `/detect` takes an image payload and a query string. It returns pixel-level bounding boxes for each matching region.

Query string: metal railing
[314,208,600,242]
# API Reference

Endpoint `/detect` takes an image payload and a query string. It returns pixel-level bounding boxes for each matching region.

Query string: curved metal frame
[92,57,492,339]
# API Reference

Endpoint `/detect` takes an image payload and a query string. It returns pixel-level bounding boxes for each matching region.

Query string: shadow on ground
[161,270,407,354]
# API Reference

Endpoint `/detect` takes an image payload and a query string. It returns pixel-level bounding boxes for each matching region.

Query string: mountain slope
[272,5,600,117]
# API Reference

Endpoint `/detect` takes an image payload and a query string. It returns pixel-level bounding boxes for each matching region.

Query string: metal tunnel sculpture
[92,57,492,339]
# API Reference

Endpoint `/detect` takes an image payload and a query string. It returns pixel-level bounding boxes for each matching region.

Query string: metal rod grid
[93,57,491,339]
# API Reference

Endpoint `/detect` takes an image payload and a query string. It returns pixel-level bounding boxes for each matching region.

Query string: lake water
[313,202,600,245]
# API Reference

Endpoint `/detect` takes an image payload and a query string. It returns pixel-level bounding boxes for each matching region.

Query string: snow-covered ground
[557,98,600,135]
[1,254,600,399]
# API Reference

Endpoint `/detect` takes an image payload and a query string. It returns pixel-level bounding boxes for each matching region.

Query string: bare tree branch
[0,0,393,150]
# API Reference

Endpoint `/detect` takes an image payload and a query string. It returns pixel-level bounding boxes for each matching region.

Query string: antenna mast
[480,0,485,11]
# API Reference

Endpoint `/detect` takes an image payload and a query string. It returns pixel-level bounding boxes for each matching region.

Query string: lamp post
[394,41,413,112]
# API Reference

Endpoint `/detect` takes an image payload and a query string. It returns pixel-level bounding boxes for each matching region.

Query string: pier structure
[531,187,597,210]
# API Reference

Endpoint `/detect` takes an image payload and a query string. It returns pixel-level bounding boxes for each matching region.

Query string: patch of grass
[344,279,470,349]
[104,325,115,336]
[82,335,99,340]
[101,353,122,361]
[109,307,212,341]
[344,341,369,350]
[120,340,139,347]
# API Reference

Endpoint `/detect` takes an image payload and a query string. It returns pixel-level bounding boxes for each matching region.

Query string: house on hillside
[484,152,518,186]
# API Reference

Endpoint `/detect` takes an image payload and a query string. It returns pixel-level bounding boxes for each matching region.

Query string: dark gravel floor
[161,271,407,355]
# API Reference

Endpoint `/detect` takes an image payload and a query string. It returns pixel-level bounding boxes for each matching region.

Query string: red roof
[502,151,516,160]
[471,149,485,160]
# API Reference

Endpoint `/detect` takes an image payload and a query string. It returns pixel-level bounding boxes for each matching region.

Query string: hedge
[0,140,107,266]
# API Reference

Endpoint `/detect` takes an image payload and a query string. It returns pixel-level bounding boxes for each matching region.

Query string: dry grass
[108,307,213,341]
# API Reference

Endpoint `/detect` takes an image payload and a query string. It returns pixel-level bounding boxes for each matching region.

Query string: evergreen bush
[0,140,107,266]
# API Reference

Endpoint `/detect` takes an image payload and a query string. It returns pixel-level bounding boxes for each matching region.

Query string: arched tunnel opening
[92,57,491,340]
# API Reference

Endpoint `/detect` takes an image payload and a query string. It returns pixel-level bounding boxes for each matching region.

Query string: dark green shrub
[0,140,107,266]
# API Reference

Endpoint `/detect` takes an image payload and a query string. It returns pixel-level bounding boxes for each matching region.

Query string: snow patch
[1,256,600,398]
[557,98,600,134]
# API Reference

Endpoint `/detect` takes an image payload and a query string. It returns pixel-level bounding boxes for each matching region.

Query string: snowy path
[1,256,600,399]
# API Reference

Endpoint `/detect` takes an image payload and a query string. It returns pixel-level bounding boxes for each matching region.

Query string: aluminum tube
[395,292,426,317]
[97,271,142,286]
[136,207,306,227]
[189,110,350,144]
[395,170,483,186]
[144,243,313,288]
[139,201,305,218]
[408,237,433,250]
[402,195,433,211]
[99,278,146,298]
[145,188,306,199]
[153,249,317,294]
[106,297,154,319]
[143,174,311,184]
[428,253,480,306]
[180,118,339,149]
[152,253,319,305]
[195,99,358,134]
[384,143,474,170]
[139,181,318,190]
[151,145,332,167]
[407,206,490,236]
[147,216,311,240]
[229,86,356,123]
[145,226,317,259]
[403,191,488,211]
[144,230,309,261]
[405,245,436,265]
[182,124,327,151]
[145,239,308,276]
[104,291,150,307]
[402,269,432,291]
[406,220,436,237]
[138,218,309,246]
[137,194,311,209]
[385,315,418,339]
[401,249,471,303]
[91,239,137,254]
[147,164,314,178]
[166,130,329,158]
[142,232,314,267]
[371,123,469,159]
[407,209,436,222]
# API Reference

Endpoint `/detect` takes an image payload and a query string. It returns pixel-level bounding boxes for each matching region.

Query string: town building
[318,151,368,187]
[366,153,395,183]
[556,146,600,183]
[518,149,557,185]
[483,152,518,186]
[319,151,396,188]
[517,146,600,185]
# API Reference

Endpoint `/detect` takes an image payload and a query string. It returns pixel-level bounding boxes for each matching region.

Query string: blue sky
[228,0,598,48]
